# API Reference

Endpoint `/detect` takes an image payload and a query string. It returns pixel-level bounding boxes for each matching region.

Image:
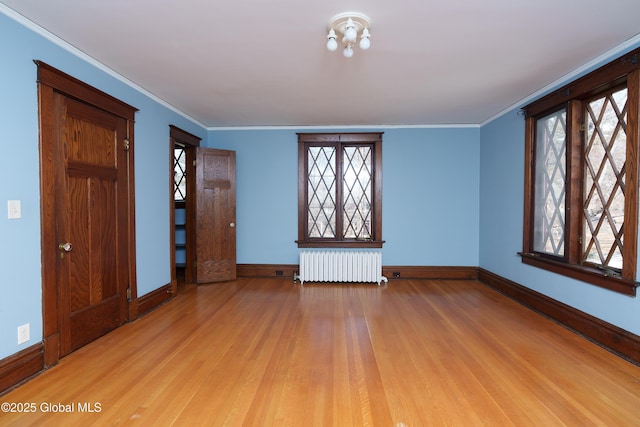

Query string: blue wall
[208,127,480,267]
[0,9,206,360]
[1,5,480,363]
[2,4,639,365]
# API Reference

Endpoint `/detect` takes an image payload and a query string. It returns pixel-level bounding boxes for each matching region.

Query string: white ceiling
[2,0,640,128]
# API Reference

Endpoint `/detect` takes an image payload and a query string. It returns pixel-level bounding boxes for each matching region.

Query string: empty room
[1,1,640,425]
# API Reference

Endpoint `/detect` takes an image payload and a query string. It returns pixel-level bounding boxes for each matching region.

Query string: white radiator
[297,250,388,285]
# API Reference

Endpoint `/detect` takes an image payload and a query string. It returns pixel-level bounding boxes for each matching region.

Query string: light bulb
[327,29,338,51]
[359,28,370,50]
[344,18,357,43]
[343,44,354,58]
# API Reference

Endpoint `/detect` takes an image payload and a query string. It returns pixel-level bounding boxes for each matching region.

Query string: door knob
[230,222,235,228]
[58,242,72,252]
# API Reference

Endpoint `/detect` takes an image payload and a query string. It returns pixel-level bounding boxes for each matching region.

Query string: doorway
[169,126,200,287]
[169,127,237,284]
[37,61,137,366]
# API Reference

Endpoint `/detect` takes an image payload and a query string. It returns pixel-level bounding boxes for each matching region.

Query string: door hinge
[124,138,130,152]
[193,159,197,167]
[578,235,583,245]
[127,287,132,301]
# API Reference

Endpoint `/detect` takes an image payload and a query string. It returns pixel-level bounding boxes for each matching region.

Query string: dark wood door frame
[169,125,200,288]
[36,61,138,367]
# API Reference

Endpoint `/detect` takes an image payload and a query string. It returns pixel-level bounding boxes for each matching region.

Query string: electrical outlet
[17,323,30,344]
[275,270,283,276]
[7,200,21,219]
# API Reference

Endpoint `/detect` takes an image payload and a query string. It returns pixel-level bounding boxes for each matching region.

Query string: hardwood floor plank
[1,278,640,426]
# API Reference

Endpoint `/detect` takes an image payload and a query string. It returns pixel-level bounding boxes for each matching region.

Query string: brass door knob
[58,242,72,252]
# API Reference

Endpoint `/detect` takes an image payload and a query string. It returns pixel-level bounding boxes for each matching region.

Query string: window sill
[296,240,385,249]
[519,252,638,296]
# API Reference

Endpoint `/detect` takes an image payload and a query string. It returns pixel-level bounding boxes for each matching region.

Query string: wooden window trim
[521,48,640,296]
[297,132,384,248]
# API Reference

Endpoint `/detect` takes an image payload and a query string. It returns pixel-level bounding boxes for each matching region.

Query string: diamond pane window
[522,47,640,295]
[298,133,383,248]
[343,146,372,239]
[174,147,187,201]
[582,88,628,270]
[533,109,567,256]
[307,146,337,238]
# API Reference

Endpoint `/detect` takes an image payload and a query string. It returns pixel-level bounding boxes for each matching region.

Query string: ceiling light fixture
[326,12,371,58]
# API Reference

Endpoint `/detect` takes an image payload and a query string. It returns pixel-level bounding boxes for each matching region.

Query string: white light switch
[8,200,21,219]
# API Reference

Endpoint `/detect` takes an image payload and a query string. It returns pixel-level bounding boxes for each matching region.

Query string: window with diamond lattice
[533,109,567,257]
[522,48,640,296]
[174,146,187,201]
[583,88,628,270]
[298,133,383,248]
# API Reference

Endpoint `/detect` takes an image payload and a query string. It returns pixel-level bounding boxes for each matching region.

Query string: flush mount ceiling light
[326,12,371,58]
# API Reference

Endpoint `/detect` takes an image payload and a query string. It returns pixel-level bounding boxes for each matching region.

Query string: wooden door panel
[194,148,236,283]
[68,296,121,352]
[67,175,118,310]
[58,97,129,355]
[66,116,117,166]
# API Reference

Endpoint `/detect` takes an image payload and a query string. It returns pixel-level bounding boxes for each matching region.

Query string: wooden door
[191,148,237,283]
[56,98,130,355]
[37,62,136,363]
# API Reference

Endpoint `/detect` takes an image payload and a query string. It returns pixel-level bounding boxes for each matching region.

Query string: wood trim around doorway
[36,61,138,367]
[169,125,200,290]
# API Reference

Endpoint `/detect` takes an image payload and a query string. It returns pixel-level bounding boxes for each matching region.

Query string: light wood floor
[2,278,640,426]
